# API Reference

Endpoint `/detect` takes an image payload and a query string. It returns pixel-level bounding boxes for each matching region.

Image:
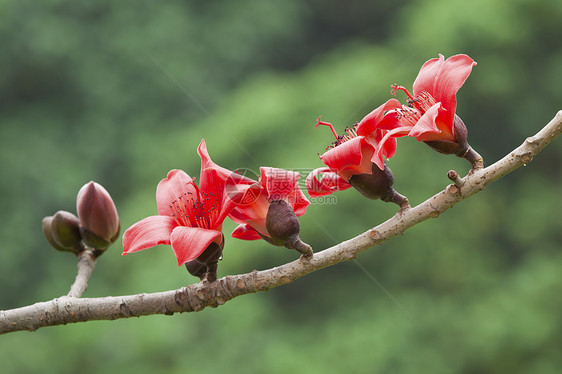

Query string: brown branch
[1,110,561,335]
[67,249,97,298]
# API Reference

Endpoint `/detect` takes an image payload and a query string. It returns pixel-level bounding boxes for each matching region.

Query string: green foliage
[1,0,561,373]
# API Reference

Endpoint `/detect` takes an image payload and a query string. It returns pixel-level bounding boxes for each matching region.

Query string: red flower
[375,54,477,163]
[228,167,310,242]
[306,99,402,197]
[122,140,238,266]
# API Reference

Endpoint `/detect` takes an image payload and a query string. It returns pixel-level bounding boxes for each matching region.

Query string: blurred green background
[1,0,561,373]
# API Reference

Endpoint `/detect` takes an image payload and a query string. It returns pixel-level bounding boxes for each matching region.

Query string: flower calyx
[185,234,224,282]
[348,162,409,210]
[265,199,312,258]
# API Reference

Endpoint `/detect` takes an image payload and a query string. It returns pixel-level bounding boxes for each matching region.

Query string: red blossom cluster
[122,140,312,281]
[117,54,482,282]
[307,54,481,206]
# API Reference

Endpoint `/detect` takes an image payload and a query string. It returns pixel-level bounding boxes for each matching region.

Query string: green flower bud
[42,216,69,252]
[51,210,83,253]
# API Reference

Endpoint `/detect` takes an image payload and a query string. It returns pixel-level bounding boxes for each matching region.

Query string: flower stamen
[391,84,416,102]
[395,107,421,127]
[315,116,339,140]
[416,91,437,112]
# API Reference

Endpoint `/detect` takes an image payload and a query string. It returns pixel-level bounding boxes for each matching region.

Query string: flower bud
[51,210,83,252]
[76,181,120,250]
[42,216,69,252]
[266,200,312,258]
[185,239,224,282]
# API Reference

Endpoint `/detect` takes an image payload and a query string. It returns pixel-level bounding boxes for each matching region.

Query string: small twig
[447,170,464,187]
[67,249,97,298]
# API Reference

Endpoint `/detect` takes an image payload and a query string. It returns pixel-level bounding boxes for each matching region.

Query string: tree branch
[1,111,561,335]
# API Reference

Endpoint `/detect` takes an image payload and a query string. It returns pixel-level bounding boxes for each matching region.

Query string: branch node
[279,275,291,285]
[236,278,246,289]
[174,288,188,307]
[369,229,381,240]
[196,289,206,301]
[520,152,533,165]
[447,184,459,195]
[525,136,538,145]
[447,170,464,187]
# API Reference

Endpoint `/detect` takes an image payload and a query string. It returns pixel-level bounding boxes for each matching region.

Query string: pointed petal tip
[122,215,176,255]
[197,139,207,154]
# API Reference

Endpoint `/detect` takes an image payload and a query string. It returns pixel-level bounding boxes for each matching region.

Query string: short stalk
[285,235,313,259]
[462,146,484,169]
[67,248,97,298]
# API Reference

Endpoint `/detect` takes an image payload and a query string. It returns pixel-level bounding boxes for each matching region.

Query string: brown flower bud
[76,181,120,250]
[266,200,312,258]
[185,238,224,282]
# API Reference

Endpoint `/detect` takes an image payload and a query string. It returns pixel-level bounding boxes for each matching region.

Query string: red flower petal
[408,103,441,138]
[198,139,235,180]
[122,215,178,255]
[367,134,397,160]
[306,167,352,197]
[228,195,270,238]
[374,111,403,131]
[372,126,412,170]
[156,170,198,218]
[197,140,230,227]
[222,167,269,237]
[227,181,265,208]
[412,54,446,96]
[197,139,259,228]
[260,167,300,201]
[320,136,374,179]
[413,54,476,123]
[231,224,262,241]
[356,99,402,136]
[259,167,310,215]
[170,226,223,266]
[285,182,310,217]
[408,103,455,142]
